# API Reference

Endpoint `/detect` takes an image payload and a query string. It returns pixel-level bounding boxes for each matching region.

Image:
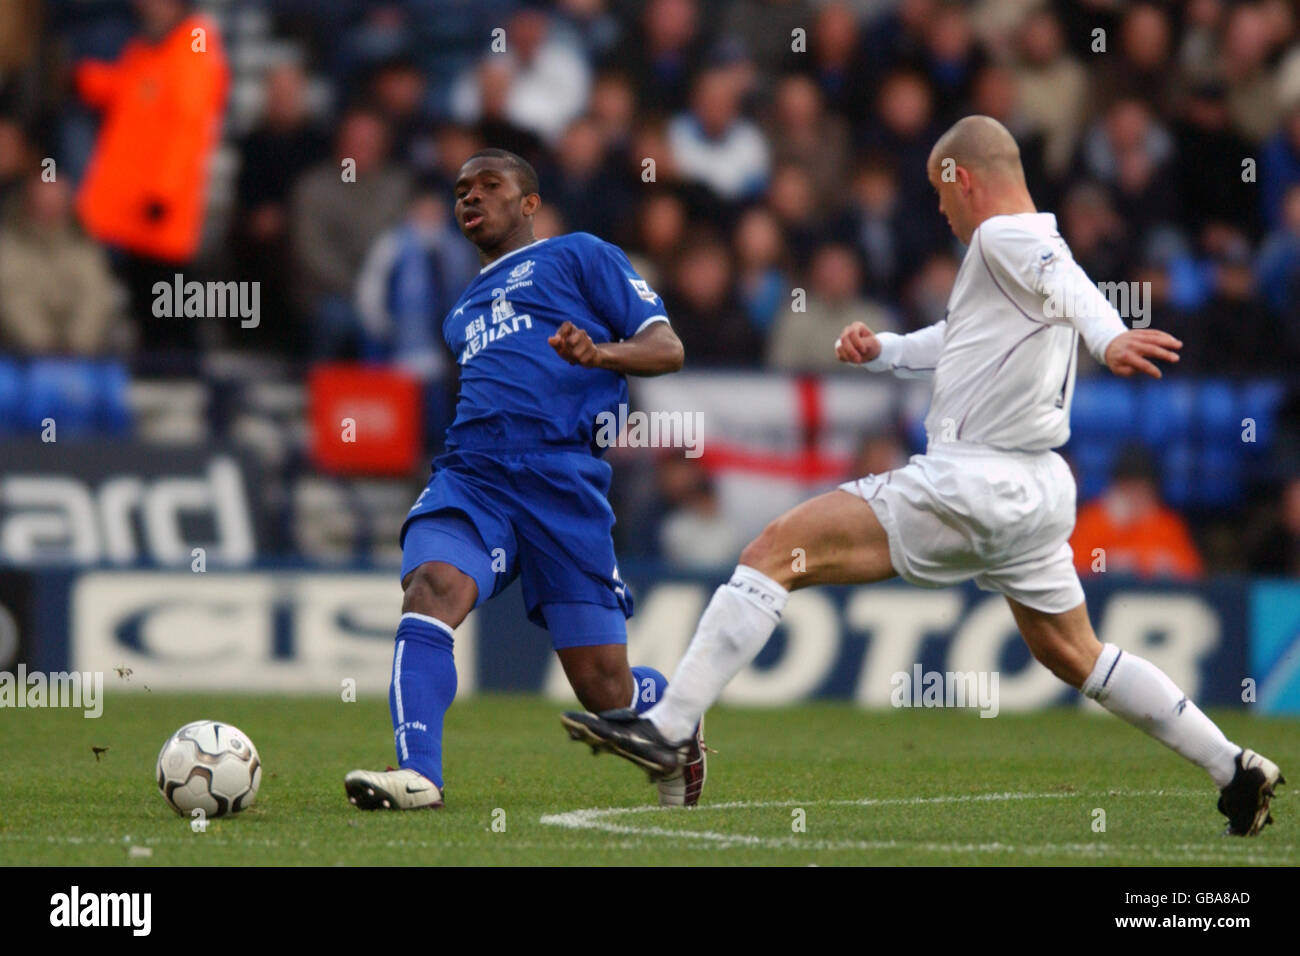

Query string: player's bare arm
[548,319,684,376]
[1103,328,1183,379]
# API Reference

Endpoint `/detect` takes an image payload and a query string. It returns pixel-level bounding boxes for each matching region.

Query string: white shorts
[840,441,1085,614]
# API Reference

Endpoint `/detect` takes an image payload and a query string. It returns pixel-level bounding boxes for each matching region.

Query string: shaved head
[925,115,1036,244]
[928,115,1025,183]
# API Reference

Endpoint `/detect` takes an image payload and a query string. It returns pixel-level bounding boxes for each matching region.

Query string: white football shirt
[865,212,1129,452]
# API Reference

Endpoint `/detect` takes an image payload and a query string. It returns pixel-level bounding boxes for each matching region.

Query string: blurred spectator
[1013,7,1088,178]
[451,7,591,146]
[657,457,746,570]
[765,162,822,267]
[1260,98,1300,233]
[455,57,546,165]
[968,63,1048,204]
[627,190,686,284]
[1221,2,1283,142]
[290,109,411,358]
[0,117,33,217]
[0,0,41,115]
[1174,81,1259,240]
[762,74,849,217]
[902,251,958,331]
[1089,3,1181,119]
[808,1,882,120]
[668,67,770,203]
[662,233,759,365]
[607,0,708,115]
[1059,182,1130,288]
[0,174,118,355]
[587,71,637,158]
[1179,0,1229,83]
[1256,183,1300,339]
[74,0,228,349]
[365,56,429,167]
[555,0,622,60]
[232,62,329,356]
[733,206,790,338]
[1074,98,1178,253]
[720,0,814,82]
[0,0,39,75]
[355,184,476,380]
[426,124,485,195]
[919,1,985,125]
[1247,476,1300,577]
[537,115,630,238]
[1072,445,1205,580]
[857,70,946,254]
[768,243,898,371]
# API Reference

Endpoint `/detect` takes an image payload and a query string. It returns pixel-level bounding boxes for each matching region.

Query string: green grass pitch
[1,692,1295,866]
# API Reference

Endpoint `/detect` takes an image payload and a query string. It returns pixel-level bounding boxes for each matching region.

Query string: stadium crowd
[0,0,1297,576]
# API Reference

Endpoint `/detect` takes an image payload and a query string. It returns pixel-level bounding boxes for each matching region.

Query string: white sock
[1083,643,1240,789]
[646,565,788,742]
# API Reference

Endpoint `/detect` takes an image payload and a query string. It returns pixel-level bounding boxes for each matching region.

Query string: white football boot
[344,767,443,810]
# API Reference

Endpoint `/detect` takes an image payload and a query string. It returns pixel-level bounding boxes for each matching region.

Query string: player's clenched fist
[1103,328,1182,379]
[835,321,883,365]
[549,320,602,367]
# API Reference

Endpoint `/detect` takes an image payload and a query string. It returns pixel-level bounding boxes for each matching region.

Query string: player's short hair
[464,148,540,197]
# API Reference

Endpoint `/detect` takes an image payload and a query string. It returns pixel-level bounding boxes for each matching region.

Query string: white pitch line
[538,790,1295,862]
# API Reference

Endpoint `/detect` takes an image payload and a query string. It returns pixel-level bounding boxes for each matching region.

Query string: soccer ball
[156,720,262,817]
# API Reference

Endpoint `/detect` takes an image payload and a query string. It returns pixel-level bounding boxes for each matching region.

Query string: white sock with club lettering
[645,565,788,743]
[1082,643,1240,789]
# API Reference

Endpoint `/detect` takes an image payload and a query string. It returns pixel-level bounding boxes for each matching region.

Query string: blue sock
[630,665,668,714]
[390,613,458,789]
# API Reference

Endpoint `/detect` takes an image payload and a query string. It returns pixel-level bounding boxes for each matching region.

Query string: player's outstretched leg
[1008,598,1286,835]
[562,490,895,780]
[556,639,705,805]
[346,560,475,810]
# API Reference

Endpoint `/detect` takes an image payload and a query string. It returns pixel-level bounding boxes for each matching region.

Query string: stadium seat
[0,358,22,435]
[1070,379,1138,438]
[24,359,99,435]
[1198,445,1243,508]
[23,359,133,438]
[1239,380,1285,452]
[1161,439,1197,508]
[1072,439,1114,502]
[1196,379,1238,442]
[1138,380,1197,446]
[95,361,133,435]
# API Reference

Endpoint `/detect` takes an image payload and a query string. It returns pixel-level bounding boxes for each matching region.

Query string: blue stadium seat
[0,358,22,435]
[95,361,133,435]
[1198,445,1243,508]
[1070,379,1138,438]
[24,359,107,437]
[1138,380,1197,446]
[1072,439,1114,502]
[1196,379,1237,442]
[1239,380,1284,451]
[1161,439,1196,508]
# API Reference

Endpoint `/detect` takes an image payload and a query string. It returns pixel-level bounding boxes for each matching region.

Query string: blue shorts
[400,449,633,649]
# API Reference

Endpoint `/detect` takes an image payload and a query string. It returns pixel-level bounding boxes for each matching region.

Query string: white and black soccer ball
[156,720,262,817]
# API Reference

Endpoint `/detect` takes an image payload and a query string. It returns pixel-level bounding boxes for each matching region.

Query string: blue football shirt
[441,232,669,454]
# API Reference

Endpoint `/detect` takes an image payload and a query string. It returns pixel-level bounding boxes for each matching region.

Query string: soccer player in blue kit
[344,149,706,810]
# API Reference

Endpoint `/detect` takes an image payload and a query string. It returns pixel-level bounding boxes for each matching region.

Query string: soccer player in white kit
[562,116,1285,836]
